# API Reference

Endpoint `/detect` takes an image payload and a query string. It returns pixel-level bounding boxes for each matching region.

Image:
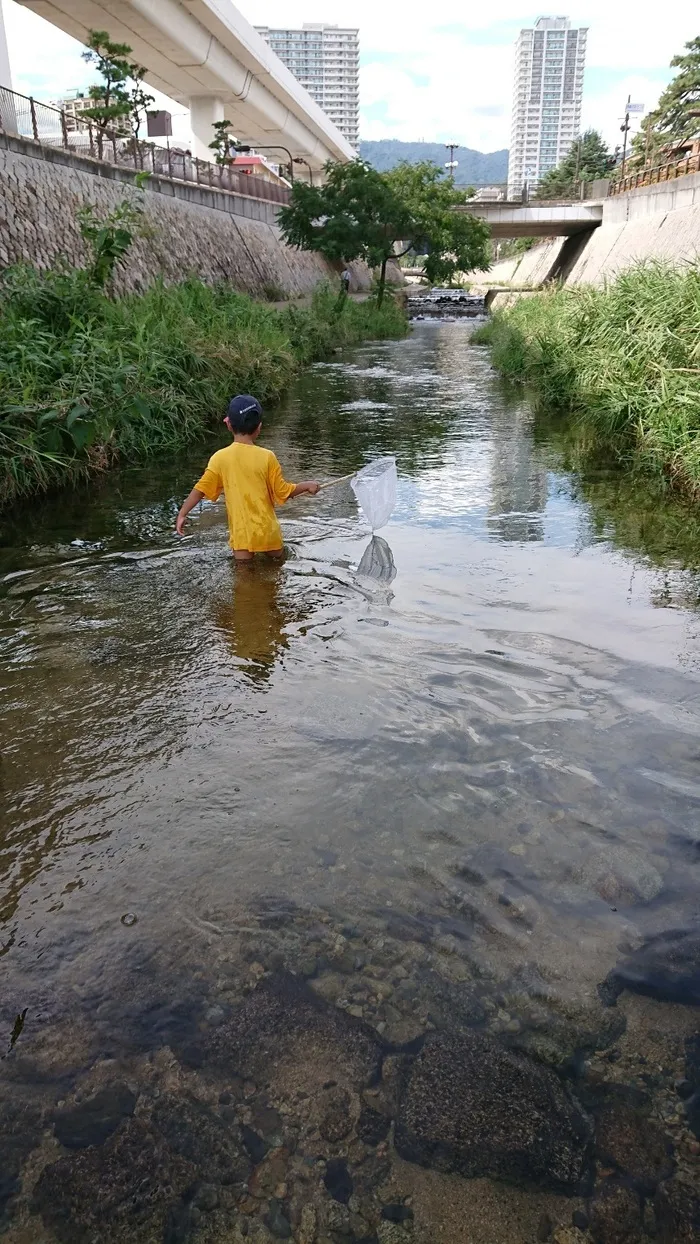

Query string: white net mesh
[350,457,397,532]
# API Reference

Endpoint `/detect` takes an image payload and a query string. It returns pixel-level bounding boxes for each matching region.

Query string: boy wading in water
[176,395,320,559]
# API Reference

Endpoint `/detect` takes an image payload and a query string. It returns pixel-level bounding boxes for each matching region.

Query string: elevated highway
[17,0,355,168]
[457,199,604,238]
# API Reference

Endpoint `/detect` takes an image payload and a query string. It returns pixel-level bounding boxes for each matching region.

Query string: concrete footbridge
[17,0,355,168]
[457,199,604,238]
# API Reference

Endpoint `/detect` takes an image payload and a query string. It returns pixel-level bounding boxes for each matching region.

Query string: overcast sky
[3,0,698,152]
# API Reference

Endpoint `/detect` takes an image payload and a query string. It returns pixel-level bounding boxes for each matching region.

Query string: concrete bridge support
[190,96,225,162]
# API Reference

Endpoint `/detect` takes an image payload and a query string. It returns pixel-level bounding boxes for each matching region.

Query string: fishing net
[351,456,397,532]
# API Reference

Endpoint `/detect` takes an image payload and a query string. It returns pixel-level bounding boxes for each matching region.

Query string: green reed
[473,262,700,497]
[0,270,407,508]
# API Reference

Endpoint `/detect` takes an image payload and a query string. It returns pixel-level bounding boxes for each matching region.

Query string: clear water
[1,320,699,1237]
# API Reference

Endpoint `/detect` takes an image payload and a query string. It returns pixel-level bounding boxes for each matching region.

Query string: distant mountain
[359,139,508,186]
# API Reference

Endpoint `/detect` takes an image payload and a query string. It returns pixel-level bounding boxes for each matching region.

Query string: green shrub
[0,274,407,507]
[475,262,700,495]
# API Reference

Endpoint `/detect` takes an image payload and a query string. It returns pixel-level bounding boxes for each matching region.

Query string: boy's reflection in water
[213,562,305,685]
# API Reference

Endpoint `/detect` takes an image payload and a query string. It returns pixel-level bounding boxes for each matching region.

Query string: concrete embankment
[469,171,700,304]
[0,132,370,298]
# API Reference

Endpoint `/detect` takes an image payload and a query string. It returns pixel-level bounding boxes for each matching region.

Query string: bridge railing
[610,152,700,195]
[0,85,291,206]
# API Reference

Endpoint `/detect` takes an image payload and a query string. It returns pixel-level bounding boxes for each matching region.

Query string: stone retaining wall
[0,133,370,298]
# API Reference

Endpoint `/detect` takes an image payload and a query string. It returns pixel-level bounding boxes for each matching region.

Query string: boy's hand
[175,488,206,535]
[306,482,320,495]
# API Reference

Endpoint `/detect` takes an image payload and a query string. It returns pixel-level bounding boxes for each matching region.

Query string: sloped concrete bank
[0,132,370,297]
[468,171,700,302]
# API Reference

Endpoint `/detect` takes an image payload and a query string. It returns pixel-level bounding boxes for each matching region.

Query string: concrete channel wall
[468,171,700,297]
[0,133,370,298]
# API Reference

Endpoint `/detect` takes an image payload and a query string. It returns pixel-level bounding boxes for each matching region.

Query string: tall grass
[474,262,700,496]
[0,270,407,507]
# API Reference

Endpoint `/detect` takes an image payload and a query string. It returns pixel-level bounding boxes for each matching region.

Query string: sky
[2,0,698,153]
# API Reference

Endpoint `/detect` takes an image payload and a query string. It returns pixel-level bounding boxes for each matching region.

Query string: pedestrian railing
[610,152,700,195]
[0,84,291,206]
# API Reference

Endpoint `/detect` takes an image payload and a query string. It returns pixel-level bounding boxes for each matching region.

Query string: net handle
[317,473,355,492]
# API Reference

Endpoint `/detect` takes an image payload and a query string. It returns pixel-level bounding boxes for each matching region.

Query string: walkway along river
[1,318,699,1242]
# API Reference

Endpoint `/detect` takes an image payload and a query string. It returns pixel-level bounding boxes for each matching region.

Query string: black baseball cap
[225,394,263,434]
[227,394,263,422]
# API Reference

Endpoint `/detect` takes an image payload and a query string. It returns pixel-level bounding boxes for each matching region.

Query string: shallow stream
[1,320,699,1243]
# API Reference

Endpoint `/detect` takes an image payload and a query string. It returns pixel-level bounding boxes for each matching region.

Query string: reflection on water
[1,322,700,1241]
[356,535,397,585]
[212,563,312,684]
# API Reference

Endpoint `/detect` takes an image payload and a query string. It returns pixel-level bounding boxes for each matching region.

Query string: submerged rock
[32,1118,196,1244]
[52,1081,137,1149]
[571,845,665,905]
[395,1031,593,1192]
[588,1180,643,1244]
[599,926,700,1007]
[594,1099,674,1193]
[654,1177,700,1242]
[199,972,384,1087]
[324,1157,353,1204]
[0,1098,41,1220]
[152,1092,250,1185]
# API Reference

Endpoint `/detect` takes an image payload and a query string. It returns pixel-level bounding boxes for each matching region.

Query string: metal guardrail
[610,153,700,196]
[0,84,291,206]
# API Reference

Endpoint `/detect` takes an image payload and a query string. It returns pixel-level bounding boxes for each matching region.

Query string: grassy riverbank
[0,269,407,507]
[474,262,700,497]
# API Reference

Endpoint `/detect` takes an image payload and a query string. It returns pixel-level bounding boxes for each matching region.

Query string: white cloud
[2,0,697,152]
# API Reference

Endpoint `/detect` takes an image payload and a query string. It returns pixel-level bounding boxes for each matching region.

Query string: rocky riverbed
[1,902,698,1244]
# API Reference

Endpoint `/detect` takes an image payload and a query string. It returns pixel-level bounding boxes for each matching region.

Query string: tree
[384,161,489,284]
[653,36,700,144]
[535,130,613,199]
[208,118,237,166]
[629,36,700,167]
[278,159,490,303]
[81,30,153,161]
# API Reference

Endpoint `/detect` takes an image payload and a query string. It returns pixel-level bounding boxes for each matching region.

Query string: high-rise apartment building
[255,24,359,151]
[507,16,587,196]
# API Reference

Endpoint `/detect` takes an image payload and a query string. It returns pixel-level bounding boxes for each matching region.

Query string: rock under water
[395,1030,593,1192]
[599,926,700,1007]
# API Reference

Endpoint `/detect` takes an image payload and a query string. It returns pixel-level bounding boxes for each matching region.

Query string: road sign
[626,102,645,113]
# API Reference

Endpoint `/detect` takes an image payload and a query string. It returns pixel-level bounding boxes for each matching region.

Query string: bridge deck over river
[17,0,354,168]
[457,198,604,237]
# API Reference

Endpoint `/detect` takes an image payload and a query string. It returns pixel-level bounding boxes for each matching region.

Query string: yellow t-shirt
[195,442,296,552]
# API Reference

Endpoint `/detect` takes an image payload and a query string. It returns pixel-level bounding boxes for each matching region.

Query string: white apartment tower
[255,24,360,151]
[507,17,587,196]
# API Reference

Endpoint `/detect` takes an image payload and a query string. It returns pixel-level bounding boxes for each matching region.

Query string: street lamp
[232,143,293,181]
[293,156,314,185]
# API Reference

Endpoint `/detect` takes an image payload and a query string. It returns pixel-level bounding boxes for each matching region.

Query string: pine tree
[535,130,613,199]
[644,36,700,150]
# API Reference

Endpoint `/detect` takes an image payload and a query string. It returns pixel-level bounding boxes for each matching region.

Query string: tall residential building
[50,92,130,135]
[507,16,587,196]
[255,24,359,151]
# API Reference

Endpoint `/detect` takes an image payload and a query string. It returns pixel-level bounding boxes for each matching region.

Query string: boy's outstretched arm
[176,488,205,535]
[291,481,320,497]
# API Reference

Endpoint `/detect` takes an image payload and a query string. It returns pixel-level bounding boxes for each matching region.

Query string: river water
[1,319,699,1242]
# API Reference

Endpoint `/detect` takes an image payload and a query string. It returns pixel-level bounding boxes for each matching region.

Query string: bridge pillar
[190,96,226,162]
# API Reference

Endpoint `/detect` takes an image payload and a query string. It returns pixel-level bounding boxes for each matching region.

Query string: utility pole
[620,96,631,177]
[444,142,459,183]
